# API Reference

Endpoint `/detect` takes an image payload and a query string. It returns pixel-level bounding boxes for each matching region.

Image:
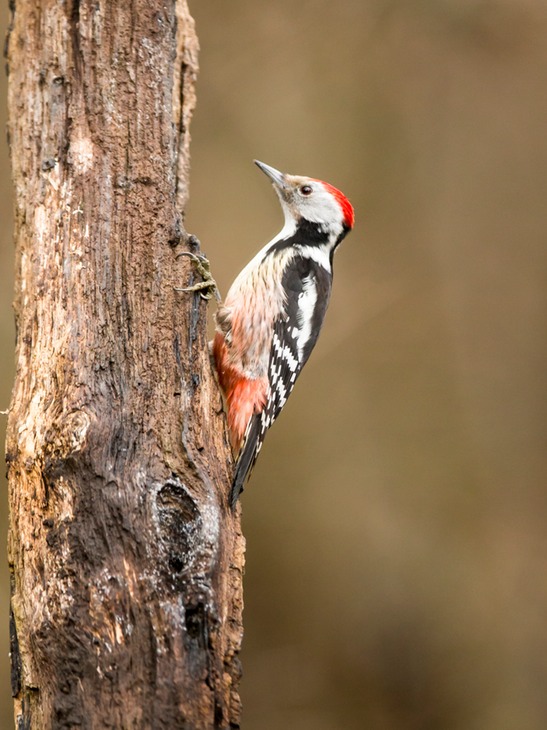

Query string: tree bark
[5,2,244,728]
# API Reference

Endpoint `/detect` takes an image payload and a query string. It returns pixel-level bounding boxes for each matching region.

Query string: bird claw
[175,251,220,301]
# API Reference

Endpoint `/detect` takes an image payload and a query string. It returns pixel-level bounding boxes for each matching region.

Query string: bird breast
[216,248,294,379]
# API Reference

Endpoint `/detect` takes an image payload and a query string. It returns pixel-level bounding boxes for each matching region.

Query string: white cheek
[304,195,340,225]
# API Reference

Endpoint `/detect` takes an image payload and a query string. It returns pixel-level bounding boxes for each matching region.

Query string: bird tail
[229,414,261,509]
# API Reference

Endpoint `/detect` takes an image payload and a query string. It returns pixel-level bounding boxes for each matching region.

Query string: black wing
[230,256,332,507]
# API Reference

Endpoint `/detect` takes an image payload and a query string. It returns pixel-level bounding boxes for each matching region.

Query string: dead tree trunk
[5,1,244,728]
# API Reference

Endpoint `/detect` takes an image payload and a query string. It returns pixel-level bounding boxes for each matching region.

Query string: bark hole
[156,479,202,579]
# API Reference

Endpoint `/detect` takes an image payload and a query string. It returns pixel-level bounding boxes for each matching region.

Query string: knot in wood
[43,409,91,474]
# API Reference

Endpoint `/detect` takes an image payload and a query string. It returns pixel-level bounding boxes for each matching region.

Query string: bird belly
[212,331,268,452]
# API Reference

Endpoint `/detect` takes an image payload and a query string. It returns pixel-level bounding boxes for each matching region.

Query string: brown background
[1,1,547,728]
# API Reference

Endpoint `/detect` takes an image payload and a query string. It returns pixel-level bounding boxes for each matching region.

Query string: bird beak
[254,160,288,190]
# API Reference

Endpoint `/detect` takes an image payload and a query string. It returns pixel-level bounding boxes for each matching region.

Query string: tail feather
[229,414,261,509]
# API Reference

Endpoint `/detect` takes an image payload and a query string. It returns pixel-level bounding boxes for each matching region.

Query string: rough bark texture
[5,2,244,728]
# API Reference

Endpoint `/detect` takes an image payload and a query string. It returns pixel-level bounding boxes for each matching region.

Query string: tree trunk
[5,2,244,728]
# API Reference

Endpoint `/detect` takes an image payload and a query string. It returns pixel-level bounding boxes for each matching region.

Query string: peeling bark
[5,1,244,728]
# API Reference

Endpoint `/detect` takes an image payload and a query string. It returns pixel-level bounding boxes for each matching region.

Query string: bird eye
[299,185,313,196]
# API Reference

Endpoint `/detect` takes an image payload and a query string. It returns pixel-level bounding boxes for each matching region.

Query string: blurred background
[2,1,547,728]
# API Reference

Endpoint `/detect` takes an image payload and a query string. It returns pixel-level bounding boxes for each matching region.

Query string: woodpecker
[213,161,355,507]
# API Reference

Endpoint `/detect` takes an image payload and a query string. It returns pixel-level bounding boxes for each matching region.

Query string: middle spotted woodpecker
[213,160,355,507]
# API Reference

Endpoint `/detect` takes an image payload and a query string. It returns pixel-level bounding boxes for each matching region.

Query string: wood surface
[5,2,244,727]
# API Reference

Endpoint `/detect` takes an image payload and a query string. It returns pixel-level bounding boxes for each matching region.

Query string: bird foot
[175,251,220,301]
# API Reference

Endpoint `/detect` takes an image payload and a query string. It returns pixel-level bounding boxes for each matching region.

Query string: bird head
[254,160,355,235]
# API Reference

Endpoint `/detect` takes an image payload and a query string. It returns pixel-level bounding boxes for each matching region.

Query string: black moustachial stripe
[266,218,330,255]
